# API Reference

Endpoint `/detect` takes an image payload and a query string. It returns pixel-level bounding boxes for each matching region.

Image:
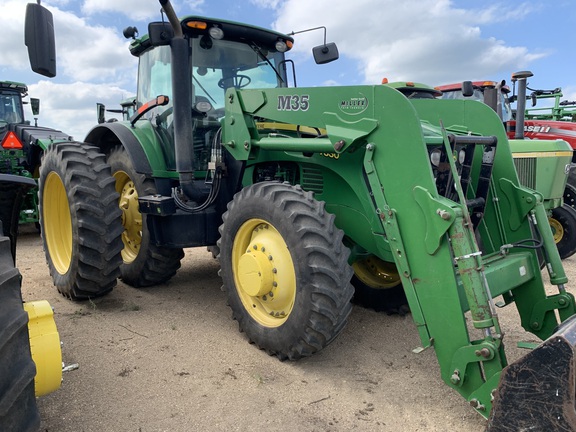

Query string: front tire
[39,142,124,300]
[218,182,354,360]
[107,146,184,287]
[564,183,576,210]
[549,204,576,259]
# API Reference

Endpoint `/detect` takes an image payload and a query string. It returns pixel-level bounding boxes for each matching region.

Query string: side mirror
[25,3,56,78]
[30,98,40,116]
[461,81,474,97]
[148,22,173,47]
[97,103,106,124]
[531,93,537,107]
[312,42,339,65]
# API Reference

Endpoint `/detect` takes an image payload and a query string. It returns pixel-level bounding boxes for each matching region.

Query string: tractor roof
[436,81,511,94]
[0,81,28,95]
[129,15,294,57]
[384,80,442,98]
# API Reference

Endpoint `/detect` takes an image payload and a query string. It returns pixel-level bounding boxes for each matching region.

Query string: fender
[84,122,153,175]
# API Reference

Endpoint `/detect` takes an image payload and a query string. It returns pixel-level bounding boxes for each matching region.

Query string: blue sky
[1,0,575,140]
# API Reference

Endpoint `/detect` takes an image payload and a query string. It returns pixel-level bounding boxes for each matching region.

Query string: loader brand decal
[277,94,310,111]
[339,95,368,115]
[525,125,551,133]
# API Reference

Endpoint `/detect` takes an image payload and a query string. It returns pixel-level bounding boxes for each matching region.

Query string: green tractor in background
[97,96,137,124]
[26,0,576,428]
[0,80,72,228]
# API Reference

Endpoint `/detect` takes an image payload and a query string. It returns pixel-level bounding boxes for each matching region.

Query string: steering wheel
[218,74,252,89]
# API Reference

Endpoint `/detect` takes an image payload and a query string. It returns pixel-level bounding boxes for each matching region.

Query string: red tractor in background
[436,74,576,201]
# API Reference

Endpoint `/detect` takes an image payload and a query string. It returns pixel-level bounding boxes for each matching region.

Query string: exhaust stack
[512,71,533,140]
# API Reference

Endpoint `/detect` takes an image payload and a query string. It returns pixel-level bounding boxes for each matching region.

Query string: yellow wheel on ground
[219,182,354,360]
[38,142,124,299]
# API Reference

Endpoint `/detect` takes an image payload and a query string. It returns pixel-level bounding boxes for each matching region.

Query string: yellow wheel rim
[113,170,142,263]
[352,256,401,289]
[43,172,72,275]
[232,219,296,327]
[549,217,564,244]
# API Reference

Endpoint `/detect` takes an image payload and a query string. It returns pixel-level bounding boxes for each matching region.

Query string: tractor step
[487,315,576,431]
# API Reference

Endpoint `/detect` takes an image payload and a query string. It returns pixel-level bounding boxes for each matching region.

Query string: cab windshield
[191,36,287,113]
[136,38,287,119]
[440,88,484,102]
[440,88,512,122]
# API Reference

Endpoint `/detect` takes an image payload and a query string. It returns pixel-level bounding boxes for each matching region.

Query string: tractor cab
[128,17,296,122]
[125,17,298,174]
[436,80,513,122]
[0,82,27,127]
[124,15,337,178]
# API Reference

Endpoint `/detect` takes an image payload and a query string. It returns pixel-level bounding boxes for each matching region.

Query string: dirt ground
[15,224,575,432]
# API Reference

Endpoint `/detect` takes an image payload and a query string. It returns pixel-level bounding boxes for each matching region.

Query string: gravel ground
[15,224,575,432]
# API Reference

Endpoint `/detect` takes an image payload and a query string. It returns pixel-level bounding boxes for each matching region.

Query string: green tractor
[26,1,576,428]
[0,80,72,228]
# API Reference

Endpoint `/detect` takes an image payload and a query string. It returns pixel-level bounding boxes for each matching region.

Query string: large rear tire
[39,142,124,299]
[218,182,354,360]
[549,204,576,260]
[0,235,40,432]
[107,147,184,287]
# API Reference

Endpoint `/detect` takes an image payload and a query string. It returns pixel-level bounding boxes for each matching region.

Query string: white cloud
[27,81,133,141]
[272,0,546,85]
[249,0,281,8]
[0,1,34,70]
[82,0,205,21]
[52,8,136,82]
[0,1,136,84]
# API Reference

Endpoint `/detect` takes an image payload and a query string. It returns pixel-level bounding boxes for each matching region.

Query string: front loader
[26,1,576,428]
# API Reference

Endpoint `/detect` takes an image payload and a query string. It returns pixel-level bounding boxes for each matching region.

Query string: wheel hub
[549,217,564,243]
[232,220,296,327]
[238,245,274,297]
[114,171,142,263]
[353,256,401,289]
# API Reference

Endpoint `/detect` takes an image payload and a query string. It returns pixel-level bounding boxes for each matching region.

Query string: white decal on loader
[277,94,310,111]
